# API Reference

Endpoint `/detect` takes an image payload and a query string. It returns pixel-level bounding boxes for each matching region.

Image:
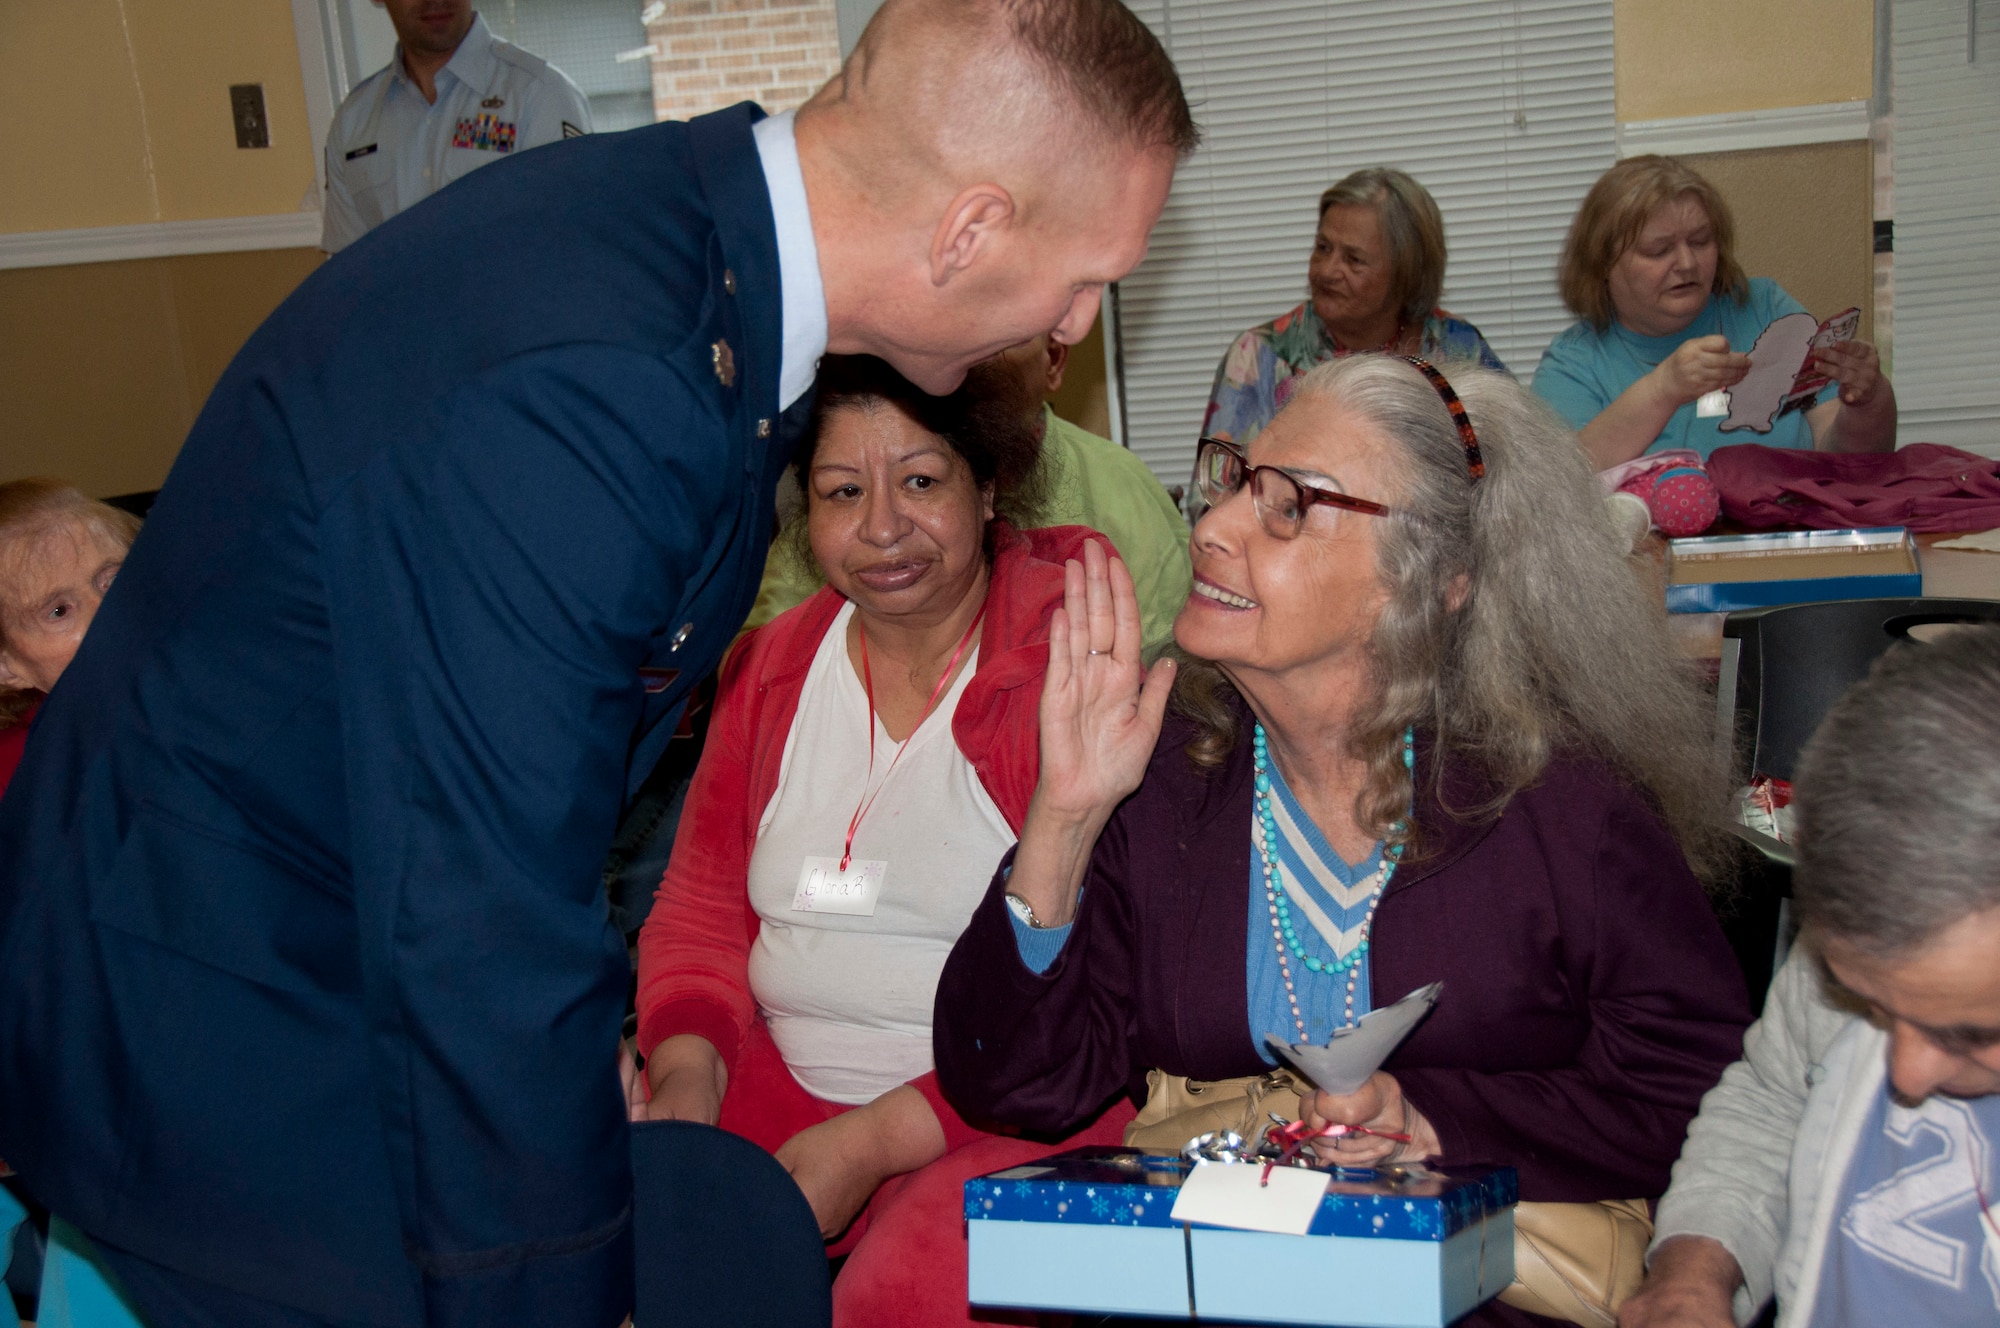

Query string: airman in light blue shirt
[322,5,591,253]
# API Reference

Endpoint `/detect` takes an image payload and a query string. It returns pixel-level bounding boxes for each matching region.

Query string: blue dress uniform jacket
[0,103,801,1327]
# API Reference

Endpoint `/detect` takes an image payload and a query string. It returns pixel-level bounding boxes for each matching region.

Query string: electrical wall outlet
[230,84,270,149]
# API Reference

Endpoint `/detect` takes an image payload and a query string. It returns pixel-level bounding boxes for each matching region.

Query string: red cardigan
[0,700,38,799]
[634,523,1105,1146]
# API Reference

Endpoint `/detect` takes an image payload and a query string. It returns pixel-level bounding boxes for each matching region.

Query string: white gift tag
[1695,389,1731,418]
[1169,1161,1327,1235]
[791,856,886,916]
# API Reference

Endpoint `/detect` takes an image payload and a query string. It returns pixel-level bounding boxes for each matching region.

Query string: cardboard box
[1665,527,1921,614]
[964,1148,1517,1327]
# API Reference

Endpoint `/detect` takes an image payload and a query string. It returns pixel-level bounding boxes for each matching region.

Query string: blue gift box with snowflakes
[965,1147,1517,1326]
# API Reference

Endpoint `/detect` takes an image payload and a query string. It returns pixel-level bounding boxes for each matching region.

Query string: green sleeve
[1037,410,1192,661]
[736,537,824,637]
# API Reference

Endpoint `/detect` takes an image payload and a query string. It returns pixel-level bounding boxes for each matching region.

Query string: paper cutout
[1264,981,1442,1097]
[1719,307,1862,434]
[1721,313,1818,433]
[1169,1158,1329,1234]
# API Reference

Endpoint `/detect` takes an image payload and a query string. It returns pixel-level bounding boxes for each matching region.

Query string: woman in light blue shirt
[1534,156,1897,467]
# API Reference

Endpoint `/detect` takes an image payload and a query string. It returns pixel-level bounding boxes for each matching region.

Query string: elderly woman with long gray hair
[933,355,1752,1324]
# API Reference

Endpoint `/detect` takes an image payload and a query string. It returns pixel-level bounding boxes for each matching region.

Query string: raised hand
[1036,540,1177,822]
[1007,540,1175,927]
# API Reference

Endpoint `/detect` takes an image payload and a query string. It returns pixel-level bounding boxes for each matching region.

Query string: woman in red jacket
[632,355,1137,1327]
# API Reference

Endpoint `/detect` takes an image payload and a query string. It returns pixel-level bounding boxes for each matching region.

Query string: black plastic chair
[631,1120,832,1328]
[1714,597,2000,1004]
[1721,597,2000,784]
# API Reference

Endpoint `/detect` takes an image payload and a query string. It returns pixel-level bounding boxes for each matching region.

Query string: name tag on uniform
[792,857,885,916]
[344,143,379,160]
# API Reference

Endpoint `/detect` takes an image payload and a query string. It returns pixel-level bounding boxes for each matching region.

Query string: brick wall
[645,0,843,124]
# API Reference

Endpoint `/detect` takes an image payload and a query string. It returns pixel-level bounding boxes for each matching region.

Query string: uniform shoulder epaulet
[488,37,554,80]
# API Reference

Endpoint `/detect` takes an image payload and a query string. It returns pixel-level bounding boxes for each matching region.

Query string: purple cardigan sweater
[933,708,1752,1206]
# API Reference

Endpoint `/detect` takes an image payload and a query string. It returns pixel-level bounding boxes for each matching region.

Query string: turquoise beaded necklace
[1252,723,1415,1039]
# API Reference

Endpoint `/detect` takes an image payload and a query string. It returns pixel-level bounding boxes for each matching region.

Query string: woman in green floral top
[1202,168,1510,445]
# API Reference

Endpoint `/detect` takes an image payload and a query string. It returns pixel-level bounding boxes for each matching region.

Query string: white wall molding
[0,212,323,272]
[1616,99,1872,158]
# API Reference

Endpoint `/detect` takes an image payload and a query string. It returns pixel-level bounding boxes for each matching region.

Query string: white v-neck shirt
[746,602,1015,1103]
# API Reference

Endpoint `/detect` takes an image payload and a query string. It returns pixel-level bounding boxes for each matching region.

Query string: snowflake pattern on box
[964,1147,1515,1241]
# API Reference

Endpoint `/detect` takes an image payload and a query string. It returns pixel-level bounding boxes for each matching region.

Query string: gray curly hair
[1173,355,1733,882]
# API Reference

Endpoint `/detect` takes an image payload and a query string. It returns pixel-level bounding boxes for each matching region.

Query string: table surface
[1663,530,2000,660]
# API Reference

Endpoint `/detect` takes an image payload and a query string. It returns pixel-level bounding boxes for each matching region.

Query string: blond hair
[0,478,142,727]
[1318,167,1448,326]
[1558,155,1748,332]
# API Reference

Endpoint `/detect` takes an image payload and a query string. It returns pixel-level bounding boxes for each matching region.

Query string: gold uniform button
[723,269,737,295]
[757,418,772,438]
[669,622,694,652]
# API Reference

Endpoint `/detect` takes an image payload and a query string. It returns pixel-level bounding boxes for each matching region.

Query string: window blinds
[1891,0,2000,455]
[1114,0,1615,487]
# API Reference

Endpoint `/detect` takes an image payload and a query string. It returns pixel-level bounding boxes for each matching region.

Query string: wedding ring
[1088,649,1107,655]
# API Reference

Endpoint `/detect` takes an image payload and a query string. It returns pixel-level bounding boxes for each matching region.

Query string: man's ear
[1043,339,1070,394]
[1445,572,1471,613]
[0,652,29,692]
[929,184,1016,287]
[980,481,997,525]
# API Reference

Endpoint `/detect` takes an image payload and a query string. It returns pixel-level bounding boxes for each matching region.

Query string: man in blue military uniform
[0,0,1195,1322]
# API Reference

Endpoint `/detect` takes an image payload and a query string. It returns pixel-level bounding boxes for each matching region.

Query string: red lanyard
[840,603,987,871]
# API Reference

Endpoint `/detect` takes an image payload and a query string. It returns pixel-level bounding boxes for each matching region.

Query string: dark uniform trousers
[0,103,808,1327]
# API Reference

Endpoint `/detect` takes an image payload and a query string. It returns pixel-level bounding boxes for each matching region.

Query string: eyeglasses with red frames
[1189,356,1486,540]
[1192,436,1392,541]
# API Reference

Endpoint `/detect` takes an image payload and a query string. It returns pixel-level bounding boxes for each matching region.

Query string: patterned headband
[1401,357,1486,483]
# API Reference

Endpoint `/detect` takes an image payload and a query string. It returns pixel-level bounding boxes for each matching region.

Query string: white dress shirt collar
[392,12,497,99]
[751,110,828,412]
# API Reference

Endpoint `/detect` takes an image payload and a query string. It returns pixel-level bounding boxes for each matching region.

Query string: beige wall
[1683,140,1875,344]
[0,0,317,232]
[0,249,324,497]
[1613,0,1873,121]
[0,0,323,495]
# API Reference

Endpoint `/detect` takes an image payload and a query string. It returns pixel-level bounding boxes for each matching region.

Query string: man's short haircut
[1793,624,2000,957]
[1004,0,1199,156]
[1319,168,1448,326]
[1556,155,1748,332]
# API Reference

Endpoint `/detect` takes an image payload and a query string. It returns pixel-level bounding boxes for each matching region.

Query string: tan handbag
[1125,1072,1652,1327]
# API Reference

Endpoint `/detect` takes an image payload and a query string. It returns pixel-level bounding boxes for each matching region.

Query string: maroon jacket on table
[933,704,1752,1205]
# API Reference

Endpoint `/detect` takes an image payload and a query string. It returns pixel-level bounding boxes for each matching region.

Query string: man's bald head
[796,0,1193,393]
[837,0,1196,164]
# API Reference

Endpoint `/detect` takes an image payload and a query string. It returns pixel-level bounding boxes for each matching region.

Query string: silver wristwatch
[1005,892,1054,929]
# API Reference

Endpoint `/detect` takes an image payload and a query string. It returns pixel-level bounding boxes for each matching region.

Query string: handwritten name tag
[791,856,886,916]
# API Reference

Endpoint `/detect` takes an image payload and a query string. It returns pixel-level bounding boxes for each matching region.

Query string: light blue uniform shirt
[1532,278,1836,459]
[322,14,591,253]
[1811,1088,2000,1324]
